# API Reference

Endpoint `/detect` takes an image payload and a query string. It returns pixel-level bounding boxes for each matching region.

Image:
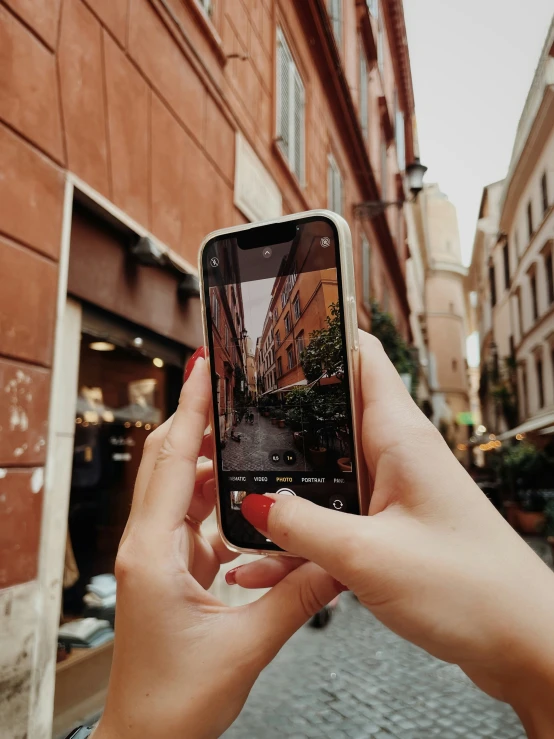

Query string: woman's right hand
[233,331,554,737]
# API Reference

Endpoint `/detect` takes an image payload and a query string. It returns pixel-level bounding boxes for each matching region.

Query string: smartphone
[199,210,367,554]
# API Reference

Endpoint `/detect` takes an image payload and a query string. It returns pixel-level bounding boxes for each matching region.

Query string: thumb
[241,494,365,586]
[245,561,344,664]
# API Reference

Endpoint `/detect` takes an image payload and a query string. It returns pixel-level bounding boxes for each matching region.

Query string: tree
[300,302,344,383]
[370,300,419,399]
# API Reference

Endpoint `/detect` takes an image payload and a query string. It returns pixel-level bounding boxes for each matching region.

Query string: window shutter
[277,32,291,160]
[293,69,304,182]
[395,109,405,171]
[359,47,368,139]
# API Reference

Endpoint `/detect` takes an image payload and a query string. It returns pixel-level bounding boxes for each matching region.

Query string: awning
[498,412,554,441]
[268,379,308,394]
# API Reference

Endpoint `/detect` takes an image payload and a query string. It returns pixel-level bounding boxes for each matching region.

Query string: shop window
[63,326,185,619]
[276,29,305,183]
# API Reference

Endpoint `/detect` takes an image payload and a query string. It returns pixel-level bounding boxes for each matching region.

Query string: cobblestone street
[223,595,524,739]
[222,409,314,472]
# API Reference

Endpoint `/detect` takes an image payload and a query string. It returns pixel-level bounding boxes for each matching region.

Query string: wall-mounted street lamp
[355,157,428,218]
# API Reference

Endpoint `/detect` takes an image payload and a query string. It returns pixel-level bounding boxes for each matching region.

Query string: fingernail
[241,494,275,531]
[184,346,206,383]
[225,567,239,585]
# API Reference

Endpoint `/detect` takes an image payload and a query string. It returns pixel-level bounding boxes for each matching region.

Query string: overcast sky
[403,0,553,266]
[242,277,274,343]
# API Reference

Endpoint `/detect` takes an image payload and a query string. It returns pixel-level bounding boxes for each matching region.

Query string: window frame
[277,356,283,378]
[286,343,295,370]
[527,201,534,240]
[489,264,497,308]
[546,250,554,305]
[536,356,544,409]
[530,271,539,321]
[284,311,291,335]
[541,172,549,216]
[502,241,510,290]
[276,28,305,185]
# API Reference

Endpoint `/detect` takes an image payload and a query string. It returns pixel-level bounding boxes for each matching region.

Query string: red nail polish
[225,567,239,585]
[241,494,275,531]
[184,346,206,383]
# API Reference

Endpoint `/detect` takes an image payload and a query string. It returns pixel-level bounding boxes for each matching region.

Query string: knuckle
[114,538,141,584]
[298,579,327,618]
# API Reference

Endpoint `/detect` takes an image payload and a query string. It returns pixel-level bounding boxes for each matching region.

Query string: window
[380,140,387,200]
[502,242,510,290]
[199,0,212,15]
[521,367,528,419]
[536,357,544,409]
[516,289,523,336]
[541,172,549,216]
[296,331,305,356]
[277,30,305,183]
[273,308,278,323]
[489,265,496,308]
[225,323,229,348]
[276,330,281,347]
[394,90,405,172]
[212,291,220,329]
[546,251,554,305]
[531,272,538,321]
[527,201,534,239]
[328,0,342,48]
[281,292,287,309]
[277,356,283,378]
[366,0,378,16]
[284,312,291,334]
[377,9,384,78]
[359,42,368,140]
[293,293,301,320]
[286,344,295,370]
[362,234,371,307]
[514,229,520,257]
[328,154,343,215]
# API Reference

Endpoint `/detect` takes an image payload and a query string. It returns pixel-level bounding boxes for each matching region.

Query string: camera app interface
[203,217,359,550]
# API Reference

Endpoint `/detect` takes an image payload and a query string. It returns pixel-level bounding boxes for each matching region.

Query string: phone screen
[202,215,359,551]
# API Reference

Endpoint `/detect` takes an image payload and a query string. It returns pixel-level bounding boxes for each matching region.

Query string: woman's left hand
[94,356,342,739]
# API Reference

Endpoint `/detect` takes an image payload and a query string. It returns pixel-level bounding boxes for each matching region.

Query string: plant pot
[515,509,545,535]
[278,419,286,428]
[271,418,277,425]
[308,446,327,468]
[503,500,520,530]
[293,431,304,452]
[337,457,352,473]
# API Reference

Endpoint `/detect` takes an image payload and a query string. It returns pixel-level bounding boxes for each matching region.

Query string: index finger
[140,357,212,531]
[359,331,432,474]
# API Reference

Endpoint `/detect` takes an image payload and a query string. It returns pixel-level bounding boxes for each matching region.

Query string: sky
[241,277,274,343]
[403,0,553,266]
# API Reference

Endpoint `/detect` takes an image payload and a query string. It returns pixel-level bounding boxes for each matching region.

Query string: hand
[232,332,554,738]
[94,357,343,739]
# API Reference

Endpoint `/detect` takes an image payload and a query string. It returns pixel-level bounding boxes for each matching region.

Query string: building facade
[0,0,419,736]
[468,19,554,443]
[422,184,471,456]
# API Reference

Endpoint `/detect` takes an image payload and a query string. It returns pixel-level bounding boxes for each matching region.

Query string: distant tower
[423,184,470,458]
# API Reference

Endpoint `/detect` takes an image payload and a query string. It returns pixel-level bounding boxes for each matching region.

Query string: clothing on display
[58,618,114,649]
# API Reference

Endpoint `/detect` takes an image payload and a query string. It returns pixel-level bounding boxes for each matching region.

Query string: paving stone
[222,598,524,738]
